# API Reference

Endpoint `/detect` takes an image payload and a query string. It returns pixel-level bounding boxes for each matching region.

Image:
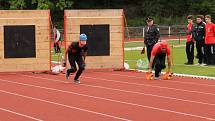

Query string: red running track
[0,71,215,121]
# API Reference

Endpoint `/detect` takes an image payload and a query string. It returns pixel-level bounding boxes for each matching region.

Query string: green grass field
[52,40,215,77]
[125,40,215,77]
[51,48,65,62]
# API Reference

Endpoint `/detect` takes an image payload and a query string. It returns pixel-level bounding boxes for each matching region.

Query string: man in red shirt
[205,15,215,65]
[185,15,194,65]
[148,41,172,80]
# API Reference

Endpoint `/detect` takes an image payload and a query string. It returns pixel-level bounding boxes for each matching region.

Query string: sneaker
[184,62,193,65]
[74,79,80,84]
[200,63,207,66]
[195,63,201,66]
[154,77,159,80]
[66,69,70,79]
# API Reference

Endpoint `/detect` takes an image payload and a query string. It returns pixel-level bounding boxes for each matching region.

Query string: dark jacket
[144,24,160,46]
[192,22,205,43]
[68,42,88,56]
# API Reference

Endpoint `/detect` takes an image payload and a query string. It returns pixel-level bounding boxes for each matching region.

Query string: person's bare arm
[148,55,155,72]
[64,45,69,62]
[167,55,171,72]
[83,52,87,62]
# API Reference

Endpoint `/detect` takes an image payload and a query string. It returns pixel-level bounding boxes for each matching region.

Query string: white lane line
[21,75,215,105]
[0,107,43,121]
[0,89,131,121]
[12,75,215,120]
[1,77,215,107]
[22,74,215,96]
[81,83,215,106]
[82,76,215,96]
[94,72,215,87]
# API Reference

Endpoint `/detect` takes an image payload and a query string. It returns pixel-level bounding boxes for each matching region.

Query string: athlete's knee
[79,64,86,71]
[155,63,166,69]
[70,66,77,73]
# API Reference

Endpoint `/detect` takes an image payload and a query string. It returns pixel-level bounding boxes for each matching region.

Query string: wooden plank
[110,25,123,33]
[36,58,50,64]
[68,18,122,26]
[16,64,35,70]
[65,9,123,17]
[86,56,123,62]
[110,47,123,52]
[0,54,3,60]
[0,26,3,31]
[0,40,3,48]
[110,40,123,47]
[110,32,123,41]
[36,36,50,42]
[110,52,123,56]
[86,63,123,69]
[37,50,50,58]
[0,10,49,18]
[66,34,79,43]
[37,43,50,50]
[0,19,48,26]
[33,64,49,70]
[36,29,50,33]
[67,25,123,34]
[0,10,51,72]
[67,25,80,34]
[2,58,36,65]
[0,64,17,72]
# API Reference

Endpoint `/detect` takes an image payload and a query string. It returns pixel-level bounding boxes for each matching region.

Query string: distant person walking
[53,25,61,53]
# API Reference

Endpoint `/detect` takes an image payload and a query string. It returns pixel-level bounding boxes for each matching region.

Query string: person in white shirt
[53,25,61,53]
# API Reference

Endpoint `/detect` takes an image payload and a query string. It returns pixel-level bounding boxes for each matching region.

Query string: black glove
[141,47,145,54]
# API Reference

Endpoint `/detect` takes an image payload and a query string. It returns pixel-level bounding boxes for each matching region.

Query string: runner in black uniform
[65,34,88,84]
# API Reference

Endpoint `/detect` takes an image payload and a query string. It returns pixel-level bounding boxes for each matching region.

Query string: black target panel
[80,24,110,56]
[4,25,36,58]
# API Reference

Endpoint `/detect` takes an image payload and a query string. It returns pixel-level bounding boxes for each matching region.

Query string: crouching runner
[65,33,88,84]
[147,41,172,80]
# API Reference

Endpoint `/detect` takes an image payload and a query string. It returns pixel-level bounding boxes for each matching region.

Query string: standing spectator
[185,15,195,65]
[53,25,61,53]
[192,15,207,65]
[205,15,215,65]
[141,17,160,62]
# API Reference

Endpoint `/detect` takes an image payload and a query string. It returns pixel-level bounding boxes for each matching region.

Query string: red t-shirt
[205,23,215,44]
[186,23,193,42]
[151,42,171,56]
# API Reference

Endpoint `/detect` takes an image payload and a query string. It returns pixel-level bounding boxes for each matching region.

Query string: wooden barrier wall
[0,10,50,72]
[64,9,124,69]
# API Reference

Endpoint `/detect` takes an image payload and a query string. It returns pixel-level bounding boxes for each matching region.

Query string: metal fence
[53,25,187,42]
[125,25,187,41]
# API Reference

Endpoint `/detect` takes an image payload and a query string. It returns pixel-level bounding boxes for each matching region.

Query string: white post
[168,26,171,37]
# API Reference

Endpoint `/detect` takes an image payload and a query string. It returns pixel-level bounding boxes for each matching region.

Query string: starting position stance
[148,41,172,80]
[65,34,88,84]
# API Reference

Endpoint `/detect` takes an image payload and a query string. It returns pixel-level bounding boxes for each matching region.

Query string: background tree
[0,0,214,26]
